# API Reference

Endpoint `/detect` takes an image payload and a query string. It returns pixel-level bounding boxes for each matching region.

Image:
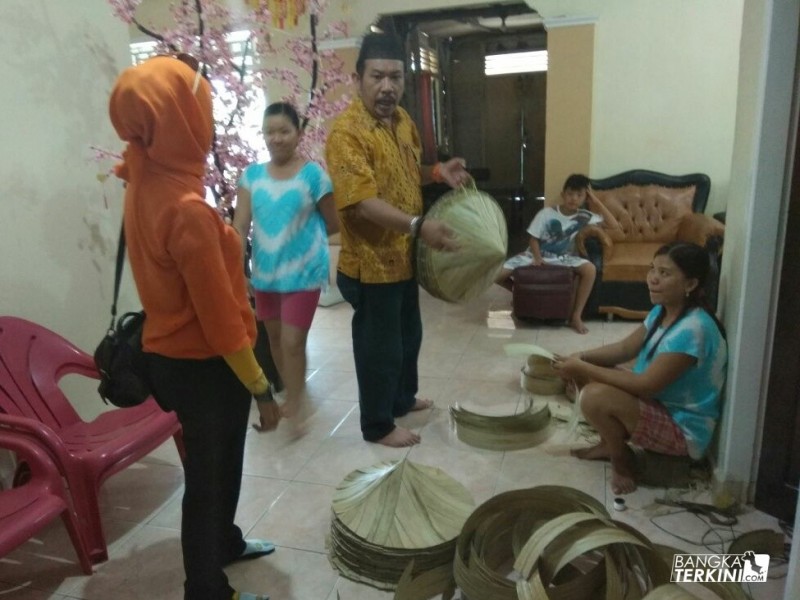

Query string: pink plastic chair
[0,316,185,564]
[0,429,93,574]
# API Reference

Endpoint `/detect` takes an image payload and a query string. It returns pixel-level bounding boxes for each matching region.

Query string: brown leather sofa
[577,170,725,320]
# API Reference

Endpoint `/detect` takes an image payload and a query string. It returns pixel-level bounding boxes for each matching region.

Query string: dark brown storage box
[512,265,576,320]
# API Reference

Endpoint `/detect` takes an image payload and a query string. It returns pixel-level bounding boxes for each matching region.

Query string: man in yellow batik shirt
[326,33,469,447]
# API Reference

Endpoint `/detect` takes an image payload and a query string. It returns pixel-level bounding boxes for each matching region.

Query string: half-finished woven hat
[416,185,507,303]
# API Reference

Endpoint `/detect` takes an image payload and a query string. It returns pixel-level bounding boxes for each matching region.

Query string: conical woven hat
[416,185,507,303]
[332,459,474,549]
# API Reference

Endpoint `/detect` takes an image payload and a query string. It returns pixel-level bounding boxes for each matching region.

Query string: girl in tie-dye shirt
[234,102,339,433]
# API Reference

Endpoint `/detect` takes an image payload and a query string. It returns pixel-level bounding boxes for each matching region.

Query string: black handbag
[93,224,150,408]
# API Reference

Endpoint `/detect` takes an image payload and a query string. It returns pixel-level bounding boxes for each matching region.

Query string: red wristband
[432,162,444,184]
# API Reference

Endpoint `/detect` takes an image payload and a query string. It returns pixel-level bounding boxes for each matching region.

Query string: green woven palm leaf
[329,460,475,593]
[453,487,608,599]
[416,185,507,303]
[332,460,474,548]
[393,560,457,600]
[450,398,553,450]
[510,345,566,396]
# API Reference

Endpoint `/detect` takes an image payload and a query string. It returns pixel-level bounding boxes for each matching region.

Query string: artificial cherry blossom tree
[104,0,350,211]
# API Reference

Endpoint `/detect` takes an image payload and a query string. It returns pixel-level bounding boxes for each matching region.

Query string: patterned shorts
[629,398,688,456]
[503,250,589,271]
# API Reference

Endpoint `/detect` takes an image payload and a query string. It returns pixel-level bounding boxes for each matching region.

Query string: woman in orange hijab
[109,55,276,600]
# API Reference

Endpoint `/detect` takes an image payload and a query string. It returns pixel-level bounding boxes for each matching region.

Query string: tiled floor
[0,286,790,599]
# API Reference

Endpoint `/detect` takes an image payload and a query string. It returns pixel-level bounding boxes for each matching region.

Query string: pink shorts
[629,398,688,456]
[253,289,321,330]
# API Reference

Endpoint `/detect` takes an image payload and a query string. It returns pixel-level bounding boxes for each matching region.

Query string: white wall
[531,0,742,215]
[0,0,134,419]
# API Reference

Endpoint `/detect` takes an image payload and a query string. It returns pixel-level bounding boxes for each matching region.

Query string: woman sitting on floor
[552,242,728,495]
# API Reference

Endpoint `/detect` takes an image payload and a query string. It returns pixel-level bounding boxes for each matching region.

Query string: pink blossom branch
[102,0,350,200]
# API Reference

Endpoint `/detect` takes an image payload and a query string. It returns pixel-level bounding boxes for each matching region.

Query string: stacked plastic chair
[0,316,184,564]
[0,429,92,573]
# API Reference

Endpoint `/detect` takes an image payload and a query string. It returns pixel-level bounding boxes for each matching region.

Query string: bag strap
[110,222,126,329]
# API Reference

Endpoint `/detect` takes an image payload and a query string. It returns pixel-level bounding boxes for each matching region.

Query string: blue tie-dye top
[239,161,333,292]
[633,306,728,459]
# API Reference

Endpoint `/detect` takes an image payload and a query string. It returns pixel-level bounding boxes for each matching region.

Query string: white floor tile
[7,289,790,600]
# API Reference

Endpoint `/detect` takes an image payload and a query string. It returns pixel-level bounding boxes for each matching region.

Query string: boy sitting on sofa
[495,174,620,334]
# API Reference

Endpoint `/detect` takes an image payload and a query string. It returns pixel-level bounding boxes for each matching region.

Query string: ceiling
[382,2,542,41]
[419,12,544,39]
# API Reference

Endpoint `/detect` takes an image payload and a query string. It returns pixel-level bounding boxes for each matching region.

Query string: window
[411,45,440,75]
[485,50,548,77]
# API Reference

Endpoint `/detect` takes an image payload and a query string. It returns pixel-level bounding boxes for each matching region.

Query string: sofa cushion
[603,242,663,282]
[595,184,696,243]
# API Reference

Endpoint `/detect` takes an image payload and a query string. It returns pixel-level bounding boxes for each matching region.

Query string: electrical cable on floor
[778,518,794,540]
[649,508,740,553]
[649,507,791,594]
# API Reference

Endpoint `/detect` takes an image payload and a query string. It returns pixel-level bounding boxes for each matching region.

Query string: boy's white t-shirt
[527,206,602,257]
[504,206,602,270]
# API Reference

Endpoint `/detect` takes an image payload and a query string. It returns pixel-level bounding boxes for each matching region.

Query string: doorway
[378,2,546,254]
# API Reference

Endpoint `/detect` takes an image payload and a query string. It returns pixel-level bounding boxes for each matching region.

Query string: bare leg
[570,262,596,334]
[276,323,313,434]
[495,268,514,291]
[610,446,637,495]
[375,426,421,447]
[577,382,640,495]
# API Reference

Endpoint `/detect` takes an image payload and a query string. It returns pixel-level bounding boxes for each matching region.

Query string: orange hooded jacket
[108,56,256,361]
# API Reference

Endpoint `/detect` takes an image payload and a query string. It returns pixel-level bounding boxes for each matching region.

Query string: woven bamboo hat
[329,459,475,590]
[416,184,507,303]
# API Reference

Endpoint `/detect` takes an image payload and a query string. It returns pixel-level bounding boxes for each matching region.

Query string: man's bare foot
[410,398,434,411]
[571,442,611,461]
[610,446,637,495]
[375,426,421,447]
[570,317,589,334]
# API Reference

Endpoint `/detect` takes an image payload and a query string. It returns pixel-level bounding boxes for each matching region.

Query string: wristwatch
[254,389,275,403]
[409,215,424,238]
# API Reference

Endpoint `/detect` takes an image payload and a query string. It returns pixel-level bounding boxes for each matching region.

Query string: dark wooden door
[754,107,800,521]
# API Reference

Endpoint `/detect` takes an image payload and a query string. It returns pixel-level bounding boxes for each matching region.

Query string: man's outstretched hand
[438,157,470,188]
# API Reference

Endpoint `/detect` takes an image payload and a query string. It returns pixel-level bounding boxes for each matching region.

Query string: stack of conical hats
[328,459,475,590]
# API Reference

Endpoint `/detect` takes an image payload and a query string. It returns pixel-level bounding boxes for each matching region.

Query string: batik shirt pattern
[325,98,422,283]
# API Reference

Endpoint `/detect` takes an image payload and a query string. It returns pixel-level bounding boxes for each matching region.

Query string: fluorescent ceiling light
[485,50,548,76]
[477,14,543,29]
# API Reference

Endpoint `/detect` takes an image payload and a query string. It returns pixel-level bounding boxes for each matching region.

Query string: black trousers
[337,272,422,441]
[146,353,250,600]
